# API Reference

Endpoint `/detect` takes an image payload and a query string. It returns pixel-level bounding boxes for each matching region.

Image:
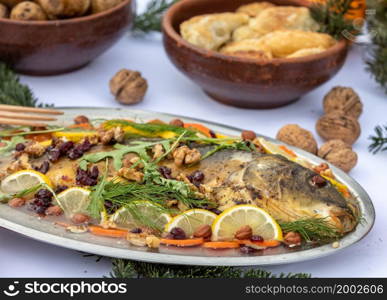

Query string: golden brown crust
[286,47,325,58]
[180,13,249,51]
[36,0,90,18]
[221,39,272,60]
[236,1,275,17]
[91,0,122,14]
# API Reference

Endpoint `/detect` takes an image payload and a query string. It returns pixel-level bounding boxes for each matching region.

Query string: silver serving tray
[0,107,375,266]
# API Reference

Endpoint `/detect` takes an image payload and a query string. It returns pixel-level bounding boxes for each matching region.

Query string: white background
[0,1,386,277]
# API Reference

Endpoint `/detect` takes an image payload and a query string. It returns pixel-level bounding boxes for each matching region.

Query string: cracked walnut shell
[276,124,318,154]
[318,140,357,172]
[109,69,148,105]
[316,113,360,145]
[323,86,363,119]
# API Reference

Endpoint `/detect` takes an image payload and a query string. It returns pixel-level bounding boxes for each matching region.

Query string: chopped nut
[146,235,161,248]
[45,205,63,216]
[66,225,89,234]
[235,225,253,240]
[128,236,147,247]
[276,124,318,154]
[332,241,340,248]
[323,86,363,119]
[284,231,302,246]
[6,153,31,173]
[152,144,164,160]
[113,127,125,143]
[173,146,189,166]
[123,156,143,169]
[313,163,329,174]
[71,213,90,224]
[166,200,178,207]
[118,167,144,182]
[169,118,184,127]
[109,69,148,105]
[193,224,212,239]
[98,128,114,145]
[24,141,46,157]
[74,115,89,124]
[8,198,25,208]
[241,130,256,141]
[316,113,361,145]
[184,148,201,165]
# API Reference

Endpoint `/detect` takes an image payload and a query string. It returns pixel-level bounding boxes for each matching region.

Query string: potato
[91,0,123,14]
[36,0,90,17]
[10,1,47,21]
[0,3,9,18]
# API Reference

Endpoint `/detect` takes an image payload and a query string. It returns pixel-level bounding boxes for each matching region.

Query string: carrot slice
[88,226,128,238]
[279,145,297,158]
[67,123,94,130]
[203,241,240,249]
[238,240,282,248]
[160,238,204,247]
[184,123,212,137]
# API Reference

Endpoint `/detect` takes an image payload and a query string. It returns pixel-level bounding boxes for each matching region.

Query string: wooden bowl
[0,0,135,76]
[162,0,349,109]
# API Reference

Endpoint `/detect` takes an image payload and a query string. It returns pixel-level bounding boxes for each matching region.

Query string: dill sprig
[0,62,52,107]
[310,0,360,39]
[0,183,43,204]
[279,218,341,242]
[369,124,387,154]
[133,0,179,34]
[110,259,311,278]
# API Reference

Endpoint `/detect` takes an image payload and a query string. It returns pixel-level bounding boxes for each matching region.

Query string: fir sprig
[369,124,387,154]
[110,259,311,278]
[133,0,179,34]
[0,63,51,107]
[310,0,360,39]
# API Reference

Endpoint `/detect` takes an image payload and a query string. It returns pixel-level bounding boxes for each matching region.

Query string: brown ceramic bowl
[162,0,349,109]
[0,0,135,75]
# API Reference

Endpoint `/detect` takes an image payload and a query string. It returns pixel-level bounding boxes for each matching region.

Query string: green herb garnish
[279,218,341,242]
[0,136,25,156]
[369,124,387,154]
[0,184,43,204]
[0,127,65,138]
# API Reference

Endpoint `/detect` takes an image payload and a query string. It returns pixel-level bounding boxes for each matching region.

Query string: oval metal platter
[0,107,375,266]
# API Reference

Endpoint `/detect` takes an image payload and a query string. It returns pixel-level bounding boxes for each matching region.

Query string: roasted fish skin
[190,149,359,233]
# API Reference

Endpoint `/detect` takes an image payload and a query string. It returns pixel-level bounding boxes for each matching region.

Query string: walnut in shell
[91,0,122,14]
[10,1,47,20]
[316,113,361,145]
[0,0,24,8]
[0,3,8,17]
[36,0,90,18]
[318,139,357,172]
[323,86,363,119]
[109,69,148,105]
[276,124,318,154]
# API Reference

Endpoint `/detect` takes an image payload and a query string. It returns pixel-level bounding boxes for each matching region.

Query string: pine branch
[369,125,387,154]
[133,0,179,34]
[310,0,361,39]
[110,259,311,278]
[0,62,51,107]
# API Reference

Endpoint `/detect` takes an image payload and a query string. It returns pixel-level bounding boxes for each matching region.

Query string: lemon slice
[165,209,217,237]
[211,205,283,242]
[53,131,97,143]
[109,201,171,230]
[258,137,298,160]
[0,170,52,194]
[56,187,91,217]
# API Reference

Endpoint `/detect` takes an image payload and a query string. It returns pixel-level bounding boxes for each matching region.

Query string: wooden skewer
[0,111,57,121]
[0,104,63,115]
[0,117,47,127]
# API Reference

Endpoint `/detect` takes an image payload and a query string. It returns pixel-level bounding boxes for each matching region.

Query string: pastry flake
[180,13,249,51]
[236,1,276,17]
[221,39,273,60]
[287,47,326,58]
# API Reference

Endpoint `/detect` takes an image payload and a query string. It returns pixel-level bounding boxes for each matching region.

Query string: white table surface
[1,14,387,277]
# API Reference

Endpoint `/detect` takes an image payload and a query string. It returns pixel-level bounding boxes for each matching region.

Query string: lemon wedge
[0,170,52,194]
[211,205,283,242]
[56,187,91,217]
[109,201,171,230]
[165,209,217,237]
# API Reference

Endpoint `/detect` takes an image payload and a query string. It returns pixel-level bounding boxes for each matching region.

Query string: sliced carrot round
[203,241,240,249]
[160,238,204,247]
[88,226,128,238]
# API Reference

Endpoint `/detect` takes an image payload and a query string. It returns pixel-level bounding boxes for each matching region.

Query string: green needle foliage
[0,62,51,107]
[369,124,387,154]
[310,0,361,39]
[133,0,180,34]
[110,259,311,278]
[366,0,387,94]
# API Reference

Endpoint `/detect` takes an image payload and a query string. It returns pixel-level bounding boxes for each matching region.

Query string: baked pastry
[180,13,249,51]
[257,30,335,57]
[221,39,273,60]
[233,6,319,42]
[236,1,275,17]
[287,47,325,58]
